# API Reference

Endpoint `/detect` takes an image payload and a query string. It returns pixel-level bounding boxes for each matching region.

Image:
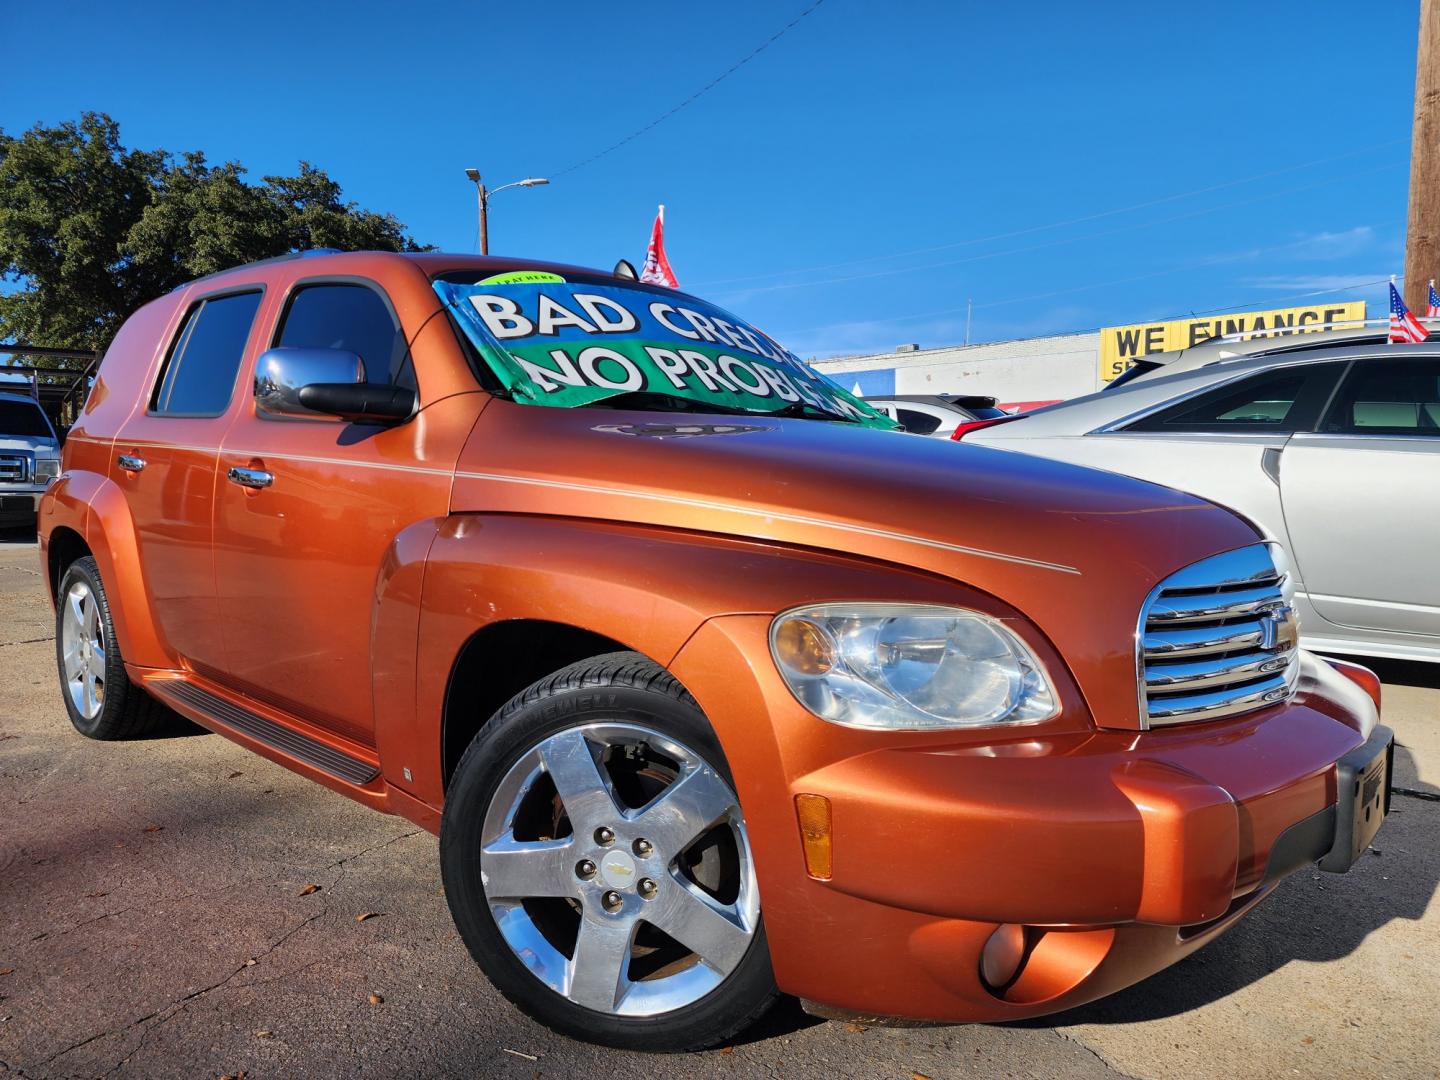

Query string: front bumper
[670,617,1390,1023]
[0,490,44,521]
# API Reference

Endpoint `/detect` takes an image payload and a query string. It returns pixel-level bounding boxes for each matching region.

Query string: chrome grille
[0,454,28,484]
[1139,544,1299,727]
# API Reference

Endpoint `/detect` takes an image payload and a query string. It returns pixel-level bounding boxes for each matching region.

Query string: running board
[149,680,381,786]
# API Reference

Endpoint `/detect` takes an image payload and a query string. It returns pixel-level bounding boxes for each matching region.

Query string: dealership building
[809,332,1102,411]
[808,300,1368,410]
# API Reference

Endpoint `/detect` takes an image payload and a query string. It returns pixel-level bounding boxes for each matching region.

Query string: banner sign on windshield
[435,277,895,428]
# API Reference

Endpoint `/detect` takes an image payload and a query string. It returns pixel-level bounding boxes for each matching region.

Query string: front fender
[405,513,1090,810]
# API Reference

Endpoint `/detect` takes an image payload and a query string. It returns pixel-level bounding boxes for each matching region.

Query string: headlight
[770,603,1058,730]
[34,458,60,484]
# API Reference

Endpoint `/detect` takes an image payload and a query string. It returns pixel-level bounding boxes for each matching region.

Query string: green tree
[0,112,427,362]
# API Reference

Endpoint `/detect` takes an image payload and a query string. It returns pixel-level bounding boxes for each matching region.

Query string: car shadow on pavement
[1013,738,1438,1028]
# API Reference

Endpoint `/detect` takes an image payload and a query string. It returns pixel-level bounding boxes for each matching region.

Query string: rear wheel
[55,557,172,740]
[440,652,776,1051]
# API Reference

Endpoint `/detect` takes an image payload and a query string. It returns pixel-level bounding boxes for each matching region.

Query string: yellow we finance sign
[1099,301,1366,382]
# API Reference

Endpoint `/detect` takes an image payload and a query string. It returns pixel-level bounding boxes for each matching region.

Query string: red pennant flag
[640,205,678,288]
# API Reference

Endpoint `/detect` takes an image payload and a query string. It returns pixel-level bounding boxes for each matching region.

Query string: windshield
[434,273,896,429]
[0,398,53,438]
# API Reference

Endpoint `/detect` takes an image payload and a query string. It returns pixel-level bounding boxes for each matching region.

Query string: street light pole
[465,169,549,256]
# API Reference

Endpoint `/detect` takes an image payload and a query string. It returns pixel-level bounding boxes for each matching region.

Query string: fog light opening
[794,793,833,880]
[980,923,1029,991]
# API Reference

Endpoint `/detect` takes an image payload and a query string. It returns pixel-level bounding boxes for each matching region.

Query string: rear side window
[1125,363,1344,434]
[895,407,944,435]
[1321,359,1440,435]
[0,399,53,437]
[152,291,263,416]
[275,283,412,388]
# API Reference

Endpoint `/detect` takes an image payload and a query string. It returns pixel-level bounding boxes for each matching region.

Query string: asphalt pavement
[1,531,1436,1079]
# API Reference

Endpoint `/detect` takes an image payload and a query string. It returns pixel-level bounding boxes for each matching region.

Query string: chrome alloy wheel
[480,722,759,1017]
[60,579,105,720]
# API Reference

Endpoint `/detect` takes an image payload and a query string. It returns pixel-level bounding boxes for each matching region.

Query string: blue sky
[1,0,1421,357]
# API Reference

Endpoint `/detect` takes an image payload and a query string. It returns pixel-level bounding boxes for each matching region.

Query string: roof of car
[1123,326,1402,385]
[177,250,630,292]
[982,339,1440,439]
[867,395,971,410]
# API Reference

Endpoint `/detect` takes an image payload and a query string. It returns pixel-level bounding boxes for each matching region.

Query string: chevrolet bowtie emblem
[1259,605,1298,652]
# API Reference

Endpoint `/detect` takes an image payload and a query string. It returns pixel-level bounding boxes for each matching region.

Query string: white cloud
[1285,226,1376,260]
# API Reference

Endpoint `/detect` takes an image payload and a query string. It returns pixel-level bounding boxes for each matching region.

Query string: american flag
[1390,281,1428,344]
[1429,280,1440,319]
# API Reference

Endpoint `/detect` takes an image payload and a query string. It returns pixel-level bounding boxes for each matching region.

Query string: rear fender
[65,472,173,669]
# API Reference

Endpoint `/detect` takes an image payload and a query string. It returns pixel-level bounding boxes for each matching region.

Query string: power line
[800,275,1394,359]
[694,137,1410,289]
[778,242,1395,341]
[877,274,1392,348]
[711,162,1404,300]
[549,1,828,179]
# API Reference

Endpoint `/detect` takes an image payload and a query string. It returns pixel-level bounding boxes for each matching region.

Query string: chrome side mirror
[254,347,365,418]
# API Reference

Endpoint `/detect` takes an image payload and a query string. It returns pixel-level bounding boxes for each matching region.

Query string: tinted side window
[152,291,263,415]
[1125,364,1344,434]
[1321,359,1440,436]
[276,284,411,387]
[895,407,944,435]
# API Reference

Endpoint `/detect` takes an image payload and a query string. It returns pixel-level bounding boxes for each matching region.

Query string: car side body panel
[1281,431,1440,636]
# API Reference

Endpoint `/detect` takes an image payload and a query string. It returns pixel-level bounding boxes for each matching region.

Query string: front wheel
[440,652,776,1051]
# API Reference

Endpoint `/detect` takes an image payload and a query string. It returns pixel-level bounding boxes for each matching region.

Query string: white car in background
[864,394,1008,437]
[963,338,1440,663]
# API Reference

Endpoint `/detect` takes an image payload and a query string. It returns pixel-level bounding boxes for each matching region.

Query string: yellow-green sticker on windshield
[476,271,567,285]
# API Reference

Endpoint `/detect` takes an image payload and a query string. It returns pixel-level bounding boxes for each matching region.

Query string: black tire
[55,556,174,740]
[440,651,778,1051]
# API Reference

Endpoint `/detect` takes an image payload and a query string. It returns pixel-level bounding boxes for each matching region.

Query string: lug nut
[638,878,657,900]
[602,890,624,912]
[633,838,653,857]
[576,859,597,880]
[594,826,616,846]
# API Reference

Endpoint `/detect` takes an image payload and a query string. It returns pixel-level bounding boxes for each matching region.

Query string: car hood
[453,400,1263,728]
[0,436,58,454]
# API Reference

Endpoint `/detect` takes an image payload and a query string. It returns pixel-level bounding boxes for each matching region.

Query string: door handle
[116,454,146,473]
[227,466,274,490]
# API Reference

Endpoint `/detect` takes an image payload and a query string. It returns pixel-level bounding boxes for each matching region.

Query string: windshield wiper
[579,391,754,415]
[580,391,860,422]
[764,401,862,424]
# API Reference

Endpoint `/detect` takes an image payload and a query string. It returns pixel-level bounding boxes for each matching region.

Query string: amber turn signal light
[1327,657,1383,712]
[794,793,833,880]
[772,618,835,676]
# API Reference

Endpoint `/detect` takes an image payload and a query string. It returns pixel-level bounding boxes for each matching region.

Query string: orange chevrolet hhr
[40,250,1393,1050]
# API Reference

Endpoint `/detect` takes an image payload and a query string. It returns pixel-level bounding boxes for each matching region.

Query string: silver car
[965,339,1440,663]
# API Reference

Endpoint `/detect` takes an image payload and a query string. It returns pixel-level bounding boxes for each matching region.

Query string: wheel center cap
[599,849,637,890]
